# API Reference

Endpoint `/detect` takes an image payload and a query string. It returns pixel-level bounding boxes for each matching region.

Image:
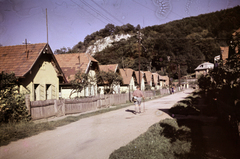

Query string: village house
[134,71,146,91]
[195,62,214,78]
[119,68,137,93]
[143,71,153,90]
[152,73,161,90]
[219,28,240,64]
[0,43,66,101]
[160,75,169,87]
[55,53,99,98]
[98,64,120,94]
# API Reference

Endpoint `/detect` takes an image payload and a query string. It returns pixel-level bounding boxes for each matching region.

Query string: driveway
[0,89,193,159]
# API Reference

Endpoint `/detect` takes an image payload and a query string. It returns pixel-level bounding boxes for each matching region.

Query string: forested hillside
[55,6,240,78]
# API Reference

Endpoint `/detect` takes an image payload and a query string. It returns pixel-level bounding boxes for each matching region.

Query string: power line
[80,0,117,25]
[71,0,107,24]
[91,0,124,25]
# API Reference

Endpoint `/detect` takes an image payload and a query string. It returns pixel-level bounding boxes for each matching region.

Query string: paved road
[0,89,193,159]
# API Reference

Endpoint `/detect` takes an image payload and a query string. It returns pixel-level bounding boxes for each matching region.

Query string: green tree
[69,71,96,98]
[0,72,31,123]
[96,70,122,94]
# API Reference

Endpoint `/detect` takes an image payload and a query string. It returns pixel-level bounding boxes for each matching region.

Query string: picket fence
[28,89,170,120]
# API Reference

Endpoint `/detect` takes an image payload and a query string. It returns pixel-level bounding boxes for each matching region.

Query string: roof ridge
[0,43,47,48]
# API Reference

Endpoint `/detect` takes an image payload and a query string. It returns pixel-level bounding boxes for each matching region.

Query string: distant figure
[172,87,174,94]
[132,86,145,113]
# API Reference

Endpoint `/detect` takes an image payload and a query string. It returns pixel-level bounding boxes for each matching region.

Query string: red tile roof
[55,53,98,83]
[0,43,48,77]
[119,68,135,85]
[220,46,229,61]
[152,73,160,85]
[99,64,118,73]
[134,71,145,85]
[143,71,152,85]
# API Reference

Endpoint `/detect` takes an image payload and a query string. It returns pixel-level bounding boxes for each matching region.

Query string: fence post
[54,100,58,115]
[62,99,65,116]
[25,94,31,115]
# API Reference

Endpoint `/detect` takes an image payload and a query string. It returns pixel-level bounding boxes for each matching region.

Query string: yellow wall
[20,54,59,101]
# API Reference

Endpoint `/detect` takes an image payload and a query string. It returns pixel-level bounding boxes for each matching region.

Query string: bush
[170,102,200,116]
[109,118,191,159]
[0,72,31,123]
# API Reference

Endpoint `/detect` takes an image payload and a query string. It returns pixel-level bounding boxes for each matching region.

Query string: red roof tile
[55,53,98,83]
[99,64,118,73]
[134,71,145,85]
[220,46,229,61]
[0,43,47,77]
[119,68,135,85]
[152,73,160,85]
[143,71,152,85]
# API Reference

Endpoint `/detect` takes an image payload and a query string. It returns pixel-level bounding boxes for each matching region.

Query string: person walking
[132,85,145,113]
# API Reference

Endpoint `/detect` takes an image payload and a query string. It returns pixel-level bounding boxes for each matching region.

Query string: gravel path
[0,89,193,159]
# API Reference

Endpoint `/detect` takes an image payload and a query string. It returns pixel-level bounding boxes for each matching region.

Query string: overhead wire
[71,0,107,24]
[91,0,124,25]
[80,0,117,25]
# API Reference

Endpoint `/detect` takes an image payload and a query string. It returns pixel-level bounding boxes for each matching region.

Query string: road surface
[0,89,193,159]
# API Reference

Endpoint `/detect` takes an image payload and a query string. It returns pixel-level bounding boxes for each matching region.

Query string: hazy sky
[0,0,240,52]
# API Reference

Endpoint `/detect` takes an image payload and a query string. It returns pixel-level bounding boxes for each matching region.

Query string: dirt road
[0,89,193,159]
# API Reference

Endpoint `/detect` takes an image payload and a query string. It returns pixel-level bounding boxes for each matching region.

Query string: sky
[0,0,240,52]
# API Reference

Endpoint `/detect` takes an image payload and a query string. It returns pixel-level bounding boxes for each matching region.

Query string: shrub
[170,102,200,115]
[0,72,31,123]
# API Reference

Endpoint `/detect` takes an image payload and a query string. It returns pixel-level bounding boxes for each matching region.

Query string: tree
[69,71,96,98]
[0,72,31,123]
[96,70,122,94]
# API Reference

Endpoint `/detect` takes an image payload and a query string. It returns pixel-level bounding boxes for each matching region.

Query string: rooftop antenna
[46,8,48,44]
[22,39,31,59]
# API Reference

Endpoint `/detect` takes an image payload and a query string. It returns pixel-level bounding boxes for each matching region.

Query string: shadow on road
[125,109,137,115]
[158,100,240,158]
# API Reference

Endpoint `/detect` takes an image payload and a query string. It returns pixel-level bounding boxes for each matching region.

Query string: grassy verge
[0,93,170,147]
[109,118,192,159]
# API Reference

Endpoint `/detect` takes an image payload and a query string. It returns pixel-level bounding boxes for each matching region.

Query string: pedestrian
[172,87,174,94]
[132,85,144,113]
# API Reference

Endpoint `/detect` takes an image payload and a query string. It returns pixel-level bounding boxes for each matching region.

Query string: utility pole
[138,25,141,90]
[178,63,181,86]
[46,8,49,44]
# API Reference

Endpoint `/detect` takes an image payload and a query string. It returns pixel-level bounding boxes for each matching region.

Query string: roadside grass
[0,93,170,147]
[109,118,192,159]
[109,91,204,159]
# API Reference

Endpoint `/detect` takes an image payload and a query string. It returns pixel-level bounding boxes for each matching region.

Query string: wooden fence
[28,89,172,120]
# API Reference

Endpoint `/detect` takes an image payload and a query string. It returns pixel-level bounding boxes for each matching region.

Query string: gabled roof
[152,73,160,85]
[220,46,229,61]
[55,53,98,83]
[0,43,65,81]
[99,64,118,73]
[119,68,135,85]
[160,75,169,81]
[143,71,153,84]
[134,71,145,85]
[195,62,214,71]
